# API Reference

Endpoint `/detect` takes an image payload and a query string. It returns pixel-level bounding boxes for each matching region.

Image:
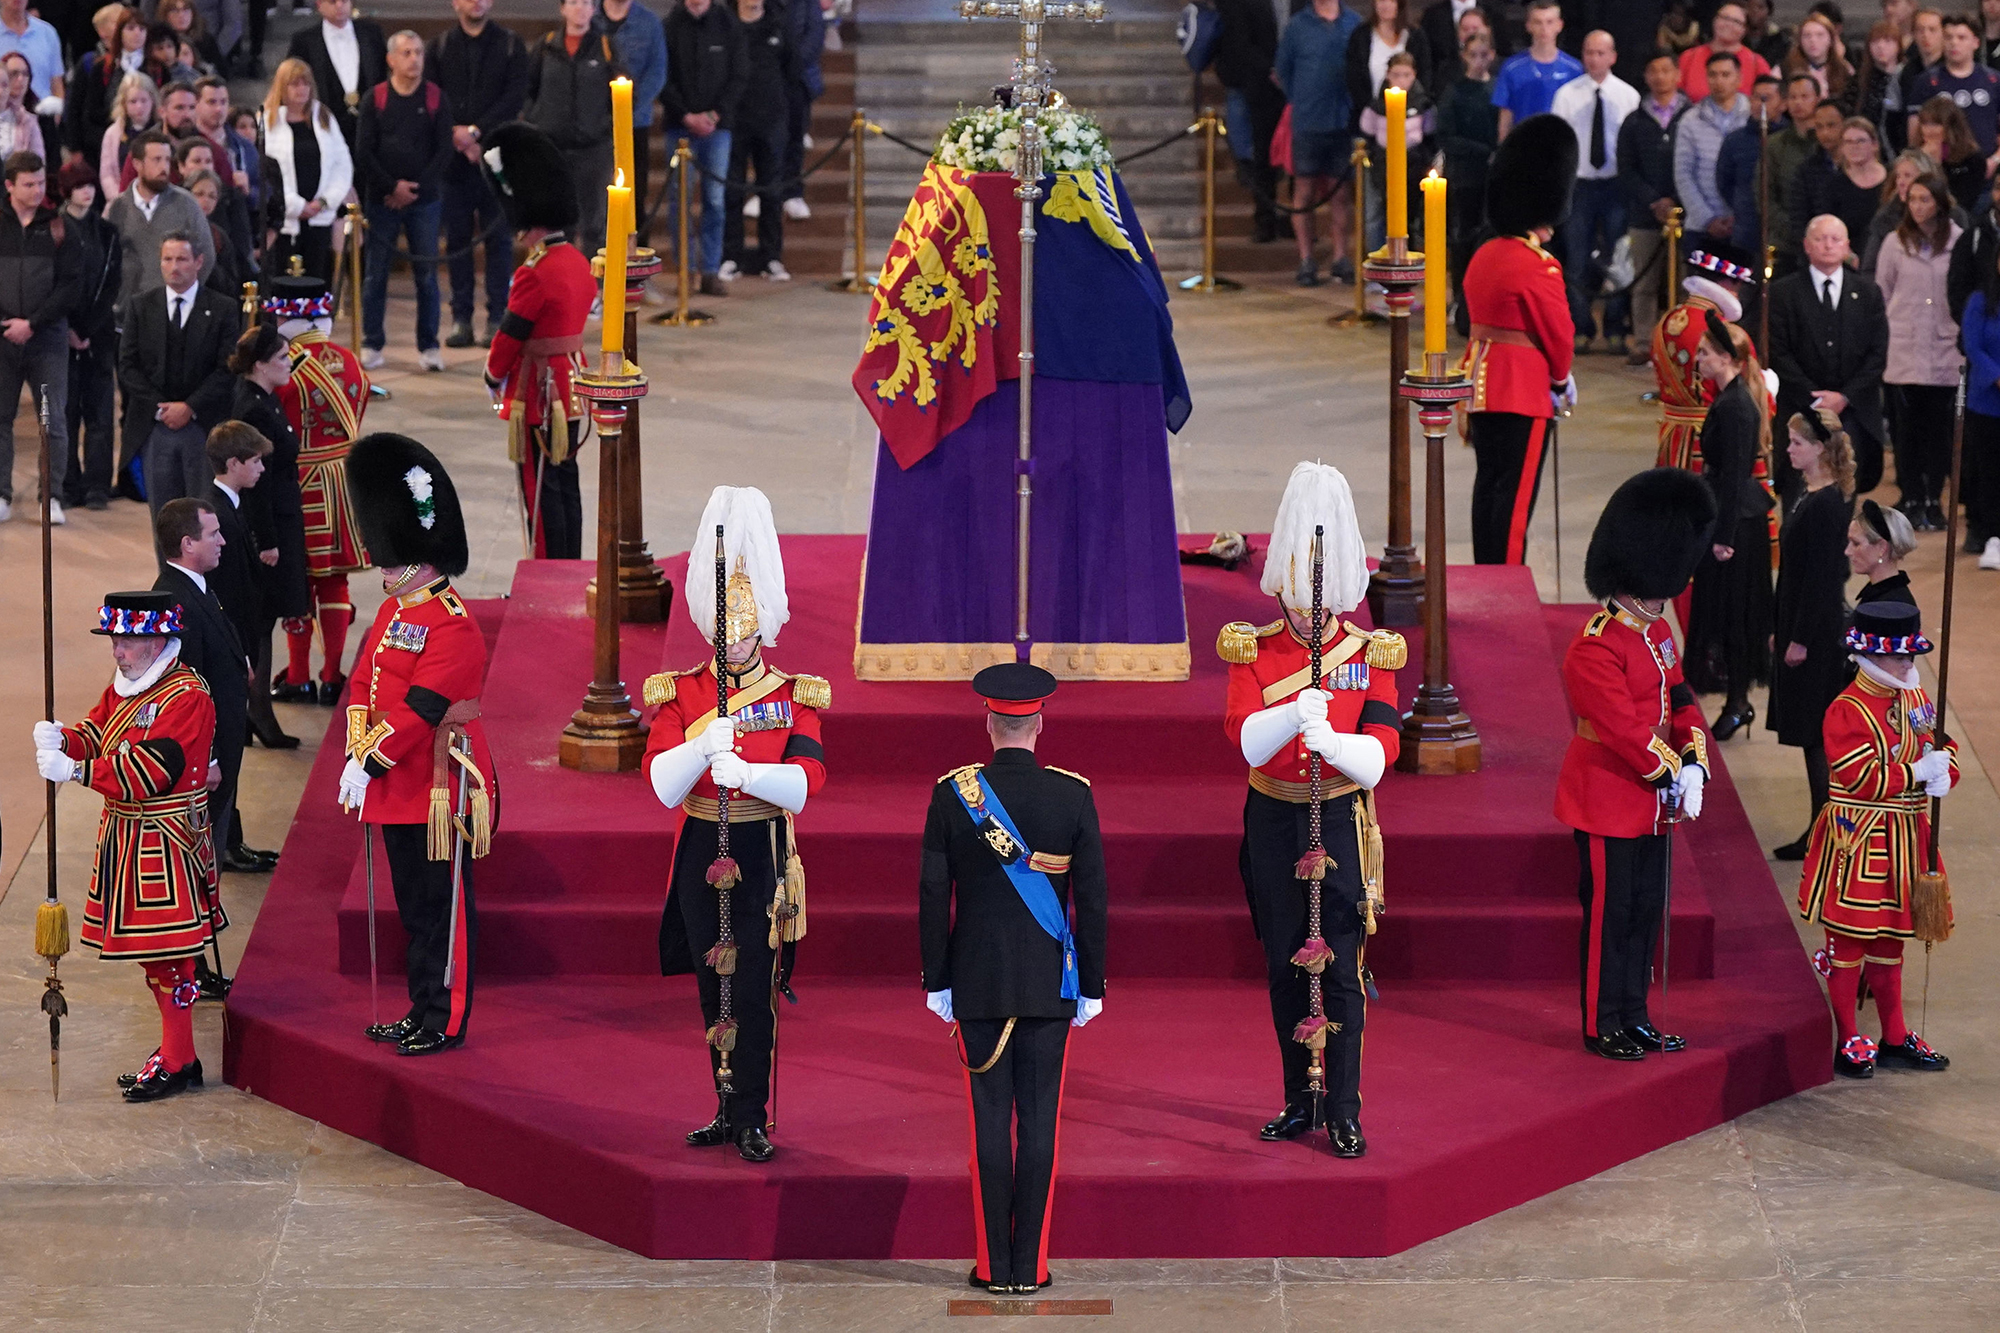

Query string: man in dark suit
[118,233,240,521]
[1214,0,1287,242]
[286,0,390,147]
[920,664,1108,1297]
[1767,212,1890,495]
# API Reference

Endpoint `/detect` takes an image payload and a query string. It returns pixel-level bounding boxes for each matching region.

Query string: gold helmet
[686,486,789,647]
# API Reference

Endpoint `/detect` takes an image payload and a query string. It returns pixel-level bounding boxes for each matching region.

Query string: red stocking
[283,616,314,685]
[1825,933,1865,1046]
[314,575,353,683]
[141,959,198,1070]
[1864,940,1908,1044]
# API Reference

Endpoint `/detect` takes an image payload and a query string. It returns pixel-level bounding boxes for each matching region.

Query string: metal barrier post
[1179,107,1239,293]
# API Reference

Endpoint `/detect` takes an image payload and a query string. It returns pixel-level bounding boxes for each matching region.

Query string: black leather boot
[365,1016,420,1044]
[736,1125,775,1162]
[685,1114,733,1148]
[1328,1118,1367,1158]
[1260,1103,1315,1141]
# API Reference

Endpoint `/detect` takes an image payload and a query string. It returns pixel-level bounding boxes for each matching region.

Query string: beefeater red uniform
[1461,233,1575,565]
[279,328,371,691]
[347,576,496,1042]
[642,658,828,1132]
[1554,605,1708,1044]
[483,235,592,559]
[1221,615,1403,1129]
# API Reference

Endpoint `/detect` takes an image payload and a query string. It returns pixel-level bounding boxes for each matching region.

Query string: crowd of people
[0,0,834,526]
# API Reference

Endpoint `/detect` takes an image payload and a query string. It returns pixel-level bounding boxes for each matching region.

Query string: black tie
[1821,278,1835,313]
[172,295,184,328]
[1590,88,1606,169]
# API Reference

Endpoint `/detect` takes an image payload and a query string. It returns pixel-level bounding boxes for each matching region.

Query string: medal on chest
[733,699,794,733]
[132,702,159,729]
[382,620,429,654]
[1326,662,1370,691]
[1905,696,1935,737]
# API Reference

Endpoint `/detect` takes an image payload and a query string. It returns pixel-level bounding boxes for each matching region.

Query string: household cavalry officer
[34,591,225,1102]
[336,433,497,1057]
[480,122,593,561]
[267,260,372,706]
[919,663,1108,1297]
[1796,601,1955,1080]
[1460,113,1579,565]
[644,486,827,1165]
[1555,469,1714,1062]
[1220,462,1403,1160]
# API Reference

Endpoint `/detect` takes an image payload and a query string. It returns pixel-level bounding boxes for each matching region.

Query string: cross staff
[956,0,1106,656]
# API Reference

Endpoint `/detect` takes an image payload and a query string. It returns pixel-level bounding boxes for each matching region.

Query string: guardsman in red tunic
[266,265,372,706]
[34,591,225,1102]
[1461,113,1578,566]
[1556,470,1715,1061]
[337,433,497,1057]
[644,486,828,1164]
[1797,601,1955,1079]
[480,122,592,561]
[1220,463,1404,1159]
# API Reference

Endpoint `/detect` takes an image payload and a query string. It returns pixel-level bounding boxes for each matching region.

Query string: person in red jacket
[1556,469,1715,1061]
[644,485,828,1164]
[33,590,225,1103]
[480,121,592,560]
[1796,600,1955,1080]
[1461,113,1579,565]
[336,432,496,1057]
[1220,462,1404,1159]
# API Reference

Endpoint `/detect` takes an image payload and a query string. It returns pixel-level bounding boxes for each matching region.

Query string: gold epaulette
[438,589,468,618]
[641,671,681,706]
[790,673,831,710]
[522,241,547,268]
[1217,622,1259,664]
[1583,609,1612,637]
[1346,622,1408,670]
[1046,765,1091,787]
[939,763,983,785]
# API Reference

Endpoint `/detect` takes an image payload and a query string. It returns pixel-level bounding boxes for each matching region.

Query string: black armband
[782,733,825,765]
[405,683,451,727]
[1359,700,1401,731]
[134,738,187,787]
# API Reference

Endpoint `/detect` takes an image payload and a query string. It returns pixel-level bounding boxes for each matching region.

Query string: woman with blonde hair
[97,68,155,202]
[260,56,349,282]
[1768,409,1858,858]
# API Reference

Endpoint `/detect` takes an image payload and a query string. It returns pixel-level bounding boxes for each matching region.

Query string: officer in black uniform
[919,663,1109,1297]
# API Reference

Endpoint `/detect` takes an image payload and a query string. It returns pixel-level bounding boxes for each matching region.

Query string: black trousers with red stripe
[1469,411,1551,565]
[383,823,477,1039]
[1573,830,1667,1039]
[962,1016,1070,1290]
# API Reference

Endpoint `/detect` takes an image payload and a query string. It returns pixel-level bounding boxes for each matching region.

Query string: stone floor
[2,277,1996,1331]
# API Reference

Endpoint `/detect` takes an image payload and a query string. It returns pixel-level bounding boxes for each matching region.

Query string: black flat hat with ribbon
[974,662,1058,716]
[94,590,182,636]
[1847,601,1933,655]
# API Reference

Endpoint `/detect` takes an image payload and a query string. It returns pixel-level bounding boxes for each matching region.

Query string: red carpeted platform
[224,539,1831,1259]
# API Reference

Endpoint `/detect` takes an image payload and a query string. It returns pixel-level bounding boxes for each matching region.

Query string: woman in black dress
[1685,311,1774,738]
[1845,497,1920,610]
[1767,410,1856,859]
[230,323,309,747]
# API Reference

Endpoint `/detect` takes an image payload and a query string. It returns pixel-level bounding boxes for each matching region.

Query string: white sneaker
[764,260,792,281]
[46,498,64,525]
[0,497,12,521]
[743,195,761,218]
[717,259,741,282]
[360,347,385,370]
[1981,537,2000,571]
[802,133,815,150]
[589,295,602,317]
[783,197,811,221]
[419,348,445,372]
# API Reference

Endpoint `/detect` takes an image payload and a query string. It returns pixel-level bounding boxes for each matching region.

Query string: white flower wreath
[932,102,1114,174]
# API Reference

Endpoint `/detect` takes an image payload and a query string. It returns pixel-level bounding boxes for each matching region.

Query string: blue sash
[953,772,1081,1002]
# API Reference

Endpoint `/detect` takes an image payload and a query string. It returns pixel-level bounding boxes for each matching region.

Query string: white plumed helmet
[1261,461,1370,617]
[685,486,790,646]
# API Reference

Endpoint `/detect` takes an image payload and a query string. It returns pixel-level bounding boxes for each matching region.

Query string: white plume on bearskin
[685,486,790,645]
[1262,461,1370,616]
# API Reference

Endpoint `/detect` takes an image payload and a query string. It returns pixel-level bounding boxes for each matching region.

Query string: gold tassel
[1912,869,1953,944]
[468,783,492,860]
[1356,792,1386,935]
[34,900,69,959]
[427,786,451,861]
[784,842,807,943]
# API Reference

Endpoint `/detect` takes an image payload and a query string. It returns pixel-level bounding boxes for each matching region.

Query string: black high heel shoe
[1711,702,1754,741]
[248,726,301,750]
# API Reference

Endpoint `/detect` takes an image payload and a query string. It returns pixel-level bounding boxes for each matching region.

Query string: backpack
[1178,1,1220,74]
[373,80,443,116]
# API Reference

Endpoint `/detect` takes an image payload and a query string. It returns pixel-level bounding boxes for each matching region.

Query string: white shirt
[164,283,197,326]
[216,481,240,507]
[323,19,360,94]
[166,561,207,593]
[1549,71,1641,179]
[1811,264,1844,308]
[132,183,161,221]
[1367,30,1408,96]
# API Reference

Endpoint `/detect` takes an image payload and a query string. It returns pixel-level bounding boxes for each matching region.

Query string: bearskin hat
[1584,468,1716,602]
[1485,114,1579,237]
[481,121,579,233]
[345,433,469,576]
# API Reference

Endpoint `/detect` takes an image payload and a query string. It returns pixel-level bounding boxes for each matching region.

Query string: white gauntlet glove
[709,751,750,790]
[1912,747,1952,797]
[1293,687,1329,726]
[649,739,708,809]
[1073,996,1103,1028]
[697,718,737,758]
[35,747,78,783]
[1672,763,1705,820]
[336,757,371,812]
[32,720,64,750]
[926,989,954,1022]
[1239,703,1303,766]
[1300,726,1387,789]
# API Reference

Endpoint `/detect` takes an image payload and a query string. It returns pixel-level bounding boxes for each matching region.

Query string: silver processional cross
[958,0,1105,658]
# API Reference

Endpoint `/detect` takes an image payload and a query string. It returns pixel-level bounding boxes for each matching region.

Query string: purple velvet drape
[859,378,1187,649]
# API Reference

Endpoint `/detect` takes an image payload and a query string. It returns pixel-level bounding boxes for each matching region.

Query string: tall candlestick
[602,182,630,357]
[611,78,634,195]
[1421,171,1446,355]
[1385,85,1407,240]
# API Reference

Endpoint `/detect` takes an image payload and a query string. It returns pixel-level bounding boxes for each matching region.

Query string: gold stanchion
[652,142,715,326]
[1178,107,1239,293]
[1397,349,1480,773]
[829,108,876,293]
[1665,205,1684,308]
[1327,138,1375,326]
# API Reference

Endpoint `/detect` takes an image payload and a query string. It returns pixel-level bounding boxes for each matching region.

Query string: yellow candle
[602,182,630,356]
[1421,171,1447,355]
[1385,85,1406,240]
[611,78,634,198]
